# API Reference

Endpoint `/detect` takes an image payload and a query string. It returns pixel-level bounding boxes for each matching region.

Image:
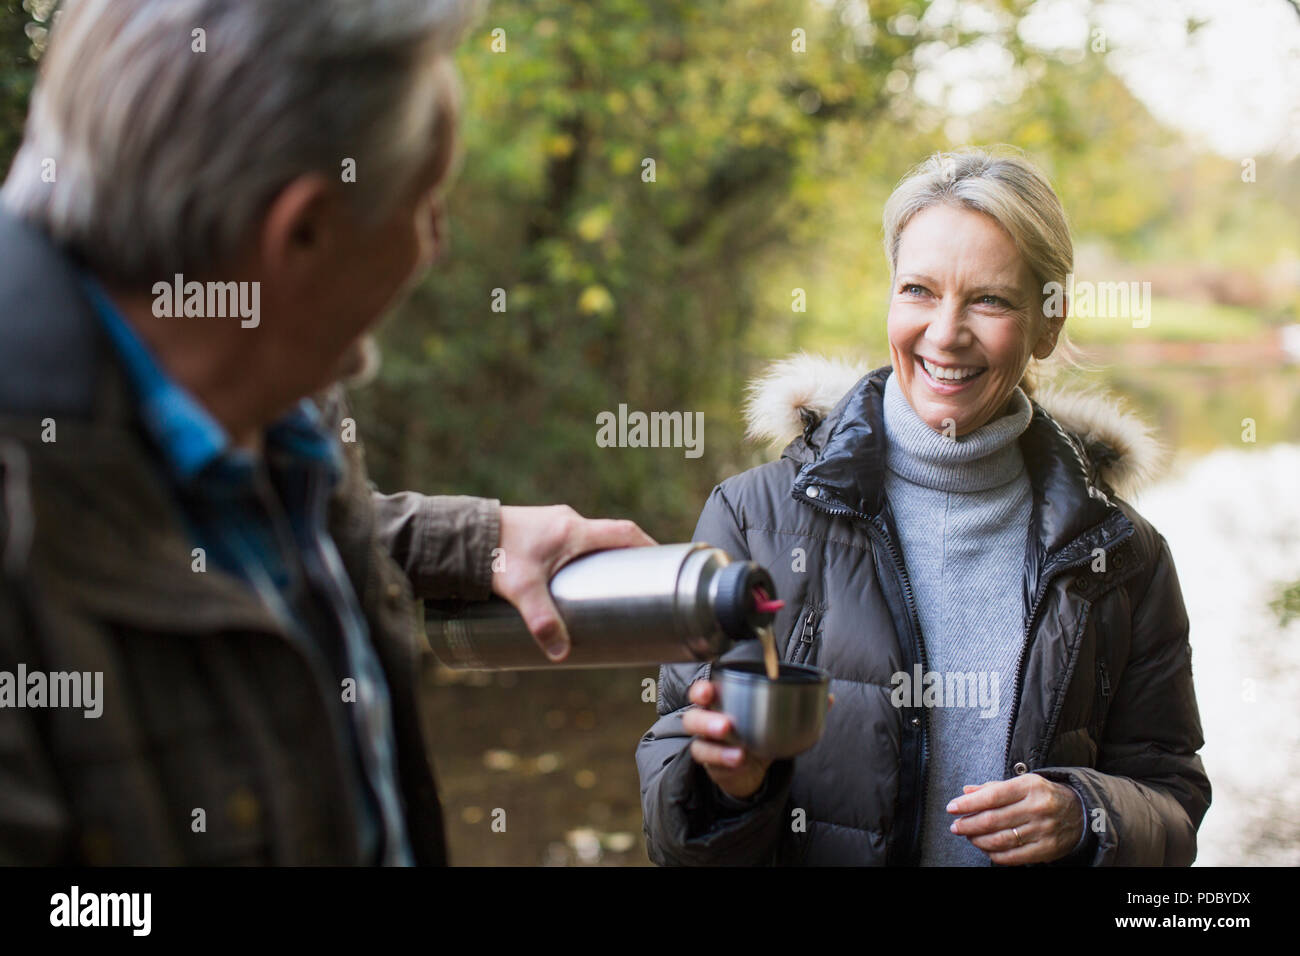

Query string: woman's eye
[902,284,926,296]
[977,294,1009,307]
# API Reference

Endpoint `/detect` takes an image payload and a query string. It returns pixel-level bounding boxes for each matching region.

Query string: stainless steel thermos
[423,543,779,670]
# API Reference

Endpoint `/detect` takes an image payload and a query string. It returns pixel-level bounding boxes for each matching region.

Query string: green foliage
[1,1,1295,543]
[0,0,40,170]
[355,0,1053,539]
[1273,580,1300,627]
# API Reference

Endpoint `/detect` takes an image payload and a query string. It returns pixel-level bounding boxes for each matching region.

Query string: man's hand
[946,774,1087,865]
[492,505,656,660]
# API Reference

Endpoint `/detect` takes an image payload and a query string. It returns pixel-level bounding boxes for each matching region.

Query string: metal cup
[710,661,830,759]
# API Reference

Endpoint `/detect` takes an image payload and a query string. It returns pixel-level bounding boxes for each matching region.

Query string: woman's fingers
[949,778,1038,839]
[684,679,774,799]
[683,680,724,736]
[687,678,716,707]
[945,778,1023,821]
[689,738,747,769]
[956,810,1035,844]
[683,686,751,779]
[949,775,1086,865]
[681,704,731,741]
[955,819,1041,862]
[950,803,1026,838]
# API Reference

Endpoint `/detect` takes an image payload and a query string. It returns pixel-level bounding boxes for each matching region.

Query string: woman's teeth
[921,358,986,382]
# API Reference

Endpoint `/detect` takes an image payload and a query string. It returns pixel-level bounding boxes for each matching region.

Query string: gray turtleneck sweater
[881,371,1035,866]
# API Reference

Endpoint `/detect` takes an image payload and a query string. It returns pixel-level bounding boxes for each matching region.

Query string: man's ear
[259,174,337,286]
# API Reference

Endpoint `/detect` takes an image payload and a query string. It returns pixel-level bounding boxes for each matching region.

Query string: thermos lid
[713,560,779,641]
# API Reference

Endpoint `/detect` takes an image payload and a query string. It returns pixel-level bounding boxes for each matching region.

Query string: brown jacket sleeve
[0,441,73,863]
[371,492,500,601]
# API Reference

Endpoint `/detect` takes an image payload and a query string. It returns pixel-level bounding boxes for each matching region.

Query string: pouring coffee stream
[751,587,783,680]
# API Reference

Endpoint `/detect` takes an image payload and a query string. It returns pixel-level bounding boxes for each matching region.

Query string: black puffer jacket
[638,358,1210,866]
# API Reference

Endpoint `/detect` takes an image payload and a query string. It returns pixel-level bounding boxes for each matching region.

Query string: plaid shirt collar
[79,275,342,486]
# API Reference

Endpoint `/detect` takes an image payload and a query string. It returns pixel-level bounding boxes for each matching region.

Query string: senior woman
[637,148,1210,866]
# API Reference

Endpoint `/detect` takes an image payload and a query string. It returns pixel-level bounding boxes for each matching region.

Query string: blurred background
[4,0,1297,865]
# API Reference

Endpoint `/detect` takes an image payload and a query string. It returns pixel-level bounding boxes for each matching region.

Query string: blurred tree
[1274,580,1300,626]
[1,1,1293,543]
[0,0,43,169]
[354,0,1064,540]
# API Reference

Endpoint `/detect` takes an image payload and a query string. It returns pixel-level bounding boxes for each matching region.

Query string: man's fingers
[566,518,657,558]
[512,584,571,661]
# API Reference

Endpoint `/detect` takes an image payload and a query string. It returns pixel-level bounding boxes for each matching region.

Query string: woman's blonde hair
[881,146,1083,397]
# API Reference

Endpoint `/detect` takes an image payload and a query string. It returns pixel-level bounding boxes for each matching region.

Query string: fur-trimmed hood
[743,353,1168,501]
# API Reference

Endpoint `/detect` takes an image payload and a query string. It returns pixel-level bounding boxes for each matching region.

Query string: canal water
[1134,443,1300,865]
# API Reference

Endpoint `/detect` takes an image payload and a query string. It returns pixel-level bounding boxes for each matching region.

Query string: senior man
[0,0,652,865]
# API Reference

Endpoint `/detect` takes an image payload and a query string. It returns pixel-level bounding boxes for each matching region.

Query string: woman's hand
[683,680,774,800]
[946,774,1087,865]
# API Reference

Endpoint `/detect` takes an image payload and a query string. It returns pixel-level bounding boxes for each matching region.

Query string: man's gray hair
[2,0,481,285]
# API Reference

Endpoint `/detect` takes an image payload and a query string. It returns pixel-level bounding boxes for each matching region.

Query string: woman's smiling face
[887,203,1059,436]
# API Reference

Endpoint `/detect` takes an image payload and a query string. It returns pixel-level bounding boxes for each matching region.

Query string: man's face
[315,173,448,384]
[886,203,1054,436]
[267,65,458,390]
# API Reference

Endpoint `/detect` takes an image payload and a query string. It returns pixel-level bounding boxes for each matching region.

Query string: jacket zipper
[789,608,820,664]
[1002,525,1135,777]
[796,491,930,866]
[1092,659,1111,742]
[868,511,930,866]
